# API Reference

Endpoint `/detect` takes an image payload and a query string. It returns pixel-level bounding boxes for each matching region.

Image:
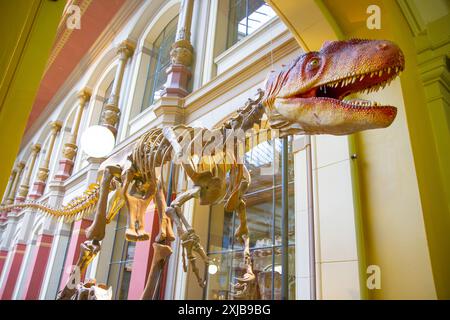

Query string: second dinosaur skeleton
[0,39,404,299]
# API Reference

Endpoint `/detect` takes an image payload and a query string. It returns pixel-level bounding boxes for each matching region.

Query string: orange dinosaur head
[263,39,405,135]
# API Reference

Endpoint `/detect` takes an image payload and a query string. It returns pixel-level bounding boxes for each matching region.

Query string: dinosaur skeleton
[0,39,404,300]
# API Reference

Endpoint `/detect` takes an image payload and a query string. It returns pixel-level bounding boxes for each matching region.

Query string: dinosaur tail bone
[0,183,100,222]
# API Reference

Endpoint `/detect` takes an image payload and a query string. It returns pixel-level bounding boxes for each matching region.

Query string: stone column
[1,169,17,222]
[16,144,41,203]
[100,40,135,135]
[29,121,62,199]
[1,169,17,205]
[54,88,91,182]
[6,162,25,205]
[57,156,103,295]
[0,242,27,299]
[21,233,54,299]
[162,0,194,97]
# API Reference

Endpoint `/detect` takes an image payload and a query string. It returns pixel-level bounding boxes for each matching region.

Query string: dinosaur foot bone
[57,279,112,300]
[230,272,259,300]
[56,240,101,300]
[180,229,210,288]
[155,215,175,243]
[125,228,150,242]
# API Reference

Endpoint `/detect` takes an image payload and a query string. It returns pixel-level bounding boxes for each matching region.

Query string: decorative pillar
[100,40,135,135]
[0,249,8,279]
[57,157,104,293]
[21,234,54,299]
[162,0,194,97]
[127,203,159,300]
[36,182,69,299]
[1,169,17,205]
[0,242,27,299]
[5,162,25,205]
[29,122,62,199]
[15,144,41,203]
[58,218,92,291]
[54,88,91,181]
[1,169,17,222]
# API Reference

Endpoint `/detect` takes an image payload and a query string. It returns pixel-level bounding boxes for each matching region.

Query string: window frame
[141,16,179,112]
[203,136,297,300]
[106,210,136,300]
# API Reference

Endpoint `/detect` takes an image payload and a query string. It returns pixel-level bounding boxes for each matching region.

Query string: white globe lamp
[208,263,218,275]
[80,125,115,158]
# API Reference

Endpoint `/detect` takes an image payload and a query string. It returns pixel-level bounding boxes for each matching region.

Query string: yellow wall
[0,0,65,196]
[269,0,450,299]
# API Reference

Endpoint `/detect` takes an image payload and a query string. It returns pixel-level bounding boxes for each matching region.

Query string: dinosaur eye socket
[307,58,320,70]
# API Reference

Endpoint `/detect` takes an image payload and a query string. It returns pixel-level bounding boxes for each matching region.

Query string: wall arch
[119,0,181,134]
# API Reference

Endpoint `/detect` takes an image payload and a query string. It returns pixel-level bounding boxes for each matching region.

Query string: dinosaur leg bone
[86,165,122,241]
[124,180,154,242]
[56,239,101,300]
[165,186,209,288]
[230,199,259,299]
[154,181,175,243]
[140,184,175,300]
[140,243,173,299]
[225,166,258,299]
[139,179,177,299]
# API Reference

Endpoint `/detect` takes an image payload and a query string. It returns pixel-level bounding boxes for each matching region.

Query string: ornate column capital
[78,88,92,105]
[36,168,50,184]
[170,39,194,66]
[50,121,62,134]
[117,40,135,60]
[17,145,41,200]
[16,161,25,171]
[31,143,42,154]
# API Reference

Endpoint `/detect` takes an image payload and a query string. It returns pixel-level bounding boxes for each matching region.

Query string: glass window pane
[98,81,113,124]
[227,0,276,49]
[107,210,136,300]
[141,16,178,111]
[205,137,296,300]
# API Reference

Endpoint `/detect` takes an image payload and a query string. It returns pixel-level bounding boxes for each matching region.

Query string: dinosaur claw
[229,273,258,299]
[235,272,255,283]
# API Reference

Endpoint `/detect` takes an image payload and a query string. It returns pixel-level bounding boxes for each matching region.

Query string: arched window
[227,0,276,49]
[141,16,178,111]
[205,137,296,300]
[107,210,136,300]
[99,81,113,124]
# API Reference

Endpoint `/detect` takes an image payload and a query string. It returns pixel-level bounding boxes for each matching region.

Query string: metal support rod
[166,162,174,206]
[155,161,175,299]
[305,135,316,300]
[271,140,276,300]
[281,137,289,300]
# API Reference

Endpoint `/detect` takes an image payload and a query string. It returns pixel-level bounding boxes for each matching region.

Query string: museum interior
[0,0,449,300]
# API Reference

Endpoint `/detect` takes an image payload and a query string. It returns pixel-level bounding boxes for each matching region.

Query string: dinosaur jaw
[275,61,404,135]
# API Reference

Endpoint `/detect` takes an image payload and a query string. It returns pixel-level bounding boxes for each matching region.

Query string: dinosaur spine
[0,183,100,222]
